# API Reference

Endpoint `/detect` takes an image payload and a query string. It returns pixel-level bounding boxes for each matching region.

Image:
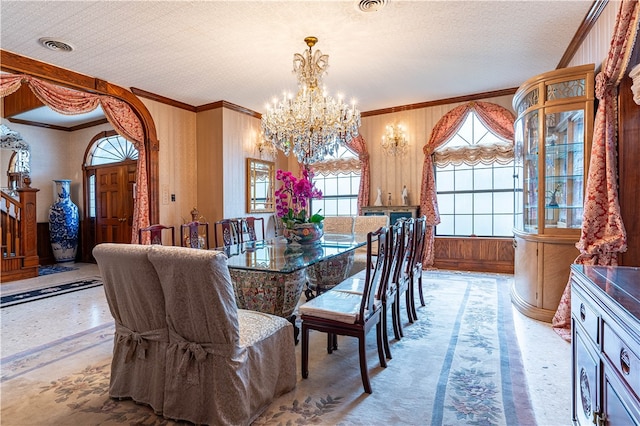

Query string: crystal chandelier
[261,37,361,165]
[381,123,409,156]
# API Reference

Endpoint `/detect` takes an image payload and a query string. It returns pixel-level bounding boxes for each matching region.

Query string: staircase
[1,183,39,283]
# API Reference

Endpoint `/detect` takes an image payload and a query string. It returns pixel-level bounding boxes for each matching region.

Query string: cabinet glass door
[543,108,584,230]
[522,111,539,232]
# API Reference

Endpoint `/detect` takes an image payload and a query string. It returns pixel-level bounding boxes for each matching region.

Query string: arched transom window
[87,134,138,166]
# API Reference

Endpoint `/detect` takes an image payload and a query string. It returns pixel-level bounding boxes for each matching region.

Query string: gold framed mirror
[246,158,275,213]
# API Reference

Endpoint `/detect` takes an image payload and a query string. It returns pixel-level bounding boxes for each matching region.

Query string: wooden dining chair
[299,227,389,394]
[331,221,402,360]
[138,224,175,246]
[213,218,242,247]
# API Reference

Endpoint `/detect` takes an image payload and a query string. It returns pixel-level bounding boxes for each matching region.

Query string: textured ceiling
[1,1,593,115]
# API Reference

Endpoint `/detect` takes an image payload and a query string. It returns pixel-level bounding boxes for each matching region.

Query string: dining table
[218,233,367,341]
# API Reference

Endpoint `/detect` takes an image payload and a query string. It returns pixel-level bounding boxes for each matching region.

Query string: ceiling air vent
[38,38,74,52]
[356,0,388,13]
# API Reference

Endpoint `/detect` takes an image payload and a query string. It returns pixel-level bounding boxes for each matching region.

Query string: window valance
[433,141,514,167]
[310,158,362,176]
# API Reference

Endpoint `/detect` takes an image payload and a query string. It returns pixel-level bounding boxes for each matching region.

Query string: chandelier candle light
[261,36,361,165]
[382,122,409,156]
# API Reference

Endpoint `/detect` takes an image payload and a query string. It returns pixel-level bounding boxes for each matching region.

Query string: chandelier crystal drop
[381,123,409,156]
[261,36,361,165]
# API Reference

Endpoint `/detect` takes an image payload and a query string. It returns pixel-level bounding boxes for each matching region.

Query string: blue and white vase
[49,179,79,263]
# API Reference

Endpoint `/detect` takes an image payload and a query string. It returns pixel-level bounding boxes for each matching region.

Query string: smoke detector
[356,0,388,13]
[38,38,74,52]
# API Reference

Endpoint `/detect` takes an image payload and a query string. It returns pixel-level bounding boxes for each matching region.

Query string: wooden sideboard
[361,205,419,224]
[571,264,640,425]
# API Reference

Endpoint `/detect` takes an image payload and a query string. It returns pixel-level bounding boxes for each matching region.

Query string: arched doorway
[0,49,160,234]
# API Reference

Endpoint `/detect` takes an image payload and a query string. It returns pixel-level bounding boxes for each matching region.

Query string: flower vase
[49,179,79,263]
[283,222,324,245]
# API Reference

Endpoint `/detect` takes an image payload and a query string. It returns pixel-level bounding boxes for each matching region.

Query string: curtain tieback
[595,72,614,99]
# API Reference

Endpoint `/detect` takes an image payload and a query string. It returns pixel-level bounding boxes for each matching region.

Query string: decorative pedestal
[48,179,79,263]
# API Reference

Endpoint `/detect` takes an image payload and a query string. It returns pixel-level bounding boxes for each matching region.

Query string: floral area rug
[0,270,536,425]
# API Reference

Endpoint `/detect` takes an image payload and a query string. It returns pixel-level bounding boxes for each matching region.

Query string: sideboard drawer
[603,321,640,398]
[572,288,600,345]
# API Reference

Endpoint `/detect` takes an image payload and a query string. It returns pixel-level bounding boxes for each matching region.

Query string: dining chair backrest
[323,216,355,234]
[360,226,389,322]
[181,221,210,249]
[93,243,168,413]
[413,215,427,269]
[241,216,265,242]
[385,221,403,290]
[354,215,389,235]
[213,218,241,247]
[139,224,175,246]
[396,218,415,284]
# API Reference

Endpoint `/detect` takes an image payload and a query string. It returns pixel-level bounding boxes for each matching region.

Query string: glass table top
[217,233,367,273]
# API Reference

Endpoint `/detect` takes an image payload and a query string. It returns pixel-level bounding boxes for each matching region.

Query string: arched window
[434,111,517,237]
[87,134,138,166]
[310,146,361,216]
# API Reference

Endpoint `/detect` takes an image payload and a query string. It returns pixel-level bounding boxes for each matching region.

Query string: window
[310,146,361,216]
[87,134,138,166]
[434,112,516,237]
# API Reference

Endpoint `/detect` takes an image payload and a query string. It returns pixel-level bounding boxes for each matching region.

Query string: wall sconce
[255,133,277,160]
[381,123,409,156]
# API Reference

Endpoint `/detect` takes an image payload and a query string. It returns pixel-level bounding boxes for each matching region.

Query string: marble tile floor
[0,263,572,425]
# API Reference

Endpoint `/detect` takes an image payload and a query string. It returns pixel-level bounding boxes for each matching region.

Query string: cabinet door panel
[573,329,599,426]
[513,235,538,306]
[604,372,640,425]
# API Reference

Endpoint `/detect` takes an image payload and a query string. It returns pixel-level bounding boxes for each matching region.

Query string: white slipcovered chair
[147,245,297,425]
[93,243,168,414]
[322,215,355,234]
[351,215,390,274]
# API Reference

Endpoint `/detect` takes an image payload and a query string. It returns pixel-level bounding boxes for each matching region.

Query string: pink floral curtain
[419,101,515,267]
[553,0,639,341]
[0,74,150,243]
[345,135,370,214]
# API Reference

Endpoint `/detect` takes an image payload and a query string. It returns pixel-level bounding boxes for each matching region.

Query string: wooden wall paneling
[618,40,640,267]
[2,84,44,117]
[433,237,514,274]
[36,222,55,265]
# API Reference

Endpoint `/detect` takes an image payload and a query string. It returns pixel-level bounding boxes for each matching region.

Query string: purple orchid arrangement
[275,168,324,228]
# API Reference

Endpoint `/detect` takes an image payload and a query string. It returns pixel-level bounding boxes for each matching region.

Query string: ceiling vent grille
[357,0,388,13]
[38,38,74,52]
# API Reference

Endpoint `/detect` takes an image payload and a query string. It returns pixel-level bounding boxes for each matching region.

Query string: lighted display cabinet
[511,64,595,322]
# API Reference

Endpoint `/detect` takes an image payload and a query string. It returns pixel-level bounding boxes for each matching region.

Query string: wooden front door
[95,162,136,244]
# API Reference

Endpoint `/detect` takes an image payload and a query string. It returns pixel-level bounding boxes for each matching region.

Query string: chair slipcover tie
[115,322,169,362]
[170,329,237,385]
